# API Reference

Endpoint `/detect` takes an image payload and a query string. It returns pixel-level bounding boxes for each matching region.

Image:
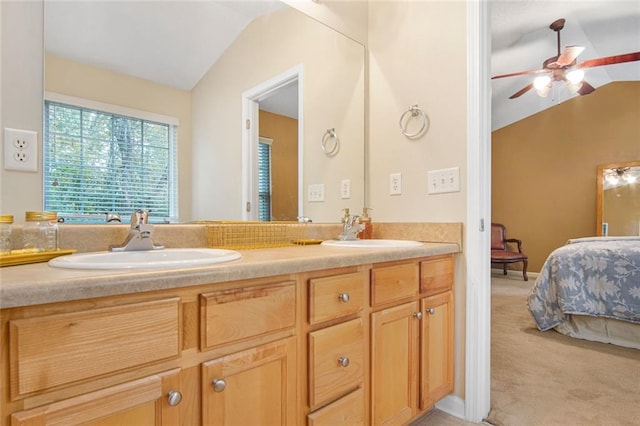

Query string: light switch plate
[341,179,351,199]
[428,167,460,194]
[308,184,325,202]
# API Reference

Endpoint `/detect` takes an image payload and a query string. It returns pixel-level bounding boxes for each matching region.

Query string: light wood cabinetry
[202,337,297,426]
[1,253,454,426]
[11,369,184,426]
[370,255,455,425]
[371,301,420,425]
[420,291,454,410]
[305,270,367,425]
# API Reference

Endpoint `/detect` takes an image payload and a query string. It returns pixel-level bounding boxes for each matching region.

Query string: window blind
[258,140,272,222]
[43,100,178,223]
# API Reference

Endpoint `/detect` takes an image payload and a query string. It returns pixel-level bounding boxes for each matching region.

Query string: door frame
[241,65,304,221]
[463,0,491,422]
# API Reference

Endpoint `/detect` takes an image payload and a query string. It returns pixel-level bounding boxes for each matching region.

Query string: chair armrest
[505,238,523,252]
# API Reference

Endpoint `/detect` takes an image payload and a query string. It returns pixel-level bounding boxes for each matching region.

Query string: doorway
[242,65,303,221]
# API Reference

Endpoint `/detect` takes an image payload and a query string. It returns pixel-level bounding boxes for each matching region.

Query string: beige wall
[191,7,365,222]
[492,82,640,271]
[259,110,298,221]
[368,0,468,399]
[44,54,193,221]
[0,1,43,220]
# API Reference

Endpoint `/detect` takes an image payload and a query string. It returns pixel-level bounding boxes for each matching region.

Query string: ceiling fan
[492,18,640,99]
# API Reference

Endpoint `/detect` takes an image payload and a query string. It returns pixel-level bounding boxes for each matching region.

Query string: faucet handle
[131,209,150,228]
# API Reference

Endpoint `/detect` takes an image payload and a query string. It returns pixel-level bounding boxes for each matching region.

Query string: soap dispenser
[359,207,373,239]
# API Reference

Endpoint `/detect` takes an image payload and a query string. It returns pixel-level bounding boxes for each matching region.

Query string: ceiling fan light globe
[606,174,619,185]
[566,68,585,84]
[536,85,551,97]
[534,75,551,90]
[565,81,582,93]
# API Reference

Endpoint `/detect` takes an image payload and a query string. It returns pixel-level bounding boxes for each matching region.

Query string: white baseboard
[491,268,538,280]
[435,394,466,420]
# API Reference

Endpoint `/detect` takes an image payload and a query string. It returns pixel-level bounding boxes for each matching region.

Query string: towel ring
[322,128,340,157]
[399,104,429,139]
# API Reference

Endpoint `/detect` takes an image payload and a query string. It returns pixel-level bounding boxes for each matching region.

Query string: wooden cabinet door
[202,337,297,426]
[10,369,183,426]
[370,301,420,426]
[420,291,454,410]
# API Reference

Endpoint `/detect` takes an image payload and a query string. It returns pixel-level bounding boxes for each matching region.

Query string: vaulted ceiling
[491,1,640,131]
[46,1,640,131]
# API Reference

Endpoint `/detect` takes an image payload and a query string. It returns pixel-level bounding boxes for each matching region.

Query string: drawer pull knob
[413,311,423,320]
[338,293,350,303]
[426,308,436,315]
[167,390,182,406]
[338,357,350,367]
[212,379,227,393]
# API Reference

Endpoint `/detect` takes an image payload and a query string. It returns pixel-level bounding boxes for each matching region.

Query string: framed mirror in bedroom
[596,160,640,236]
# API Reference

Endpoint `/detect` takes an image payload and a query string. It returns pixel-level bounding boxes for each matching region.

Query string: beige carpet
[488,275,640,426]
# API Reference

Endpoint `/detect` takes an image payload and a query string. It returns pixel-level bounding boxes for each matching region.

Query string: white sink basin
[321,239,423,248]
[49,248,242,270]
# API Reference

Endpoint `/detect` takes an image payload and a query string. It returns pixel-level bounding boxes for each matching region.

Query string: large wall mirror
[42,1,365,223]
[597,160,640,236]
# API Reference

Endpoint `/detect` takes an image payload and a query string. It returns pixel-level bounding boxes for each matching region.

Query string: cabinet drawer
[200,281,296,350]
[309,272,364,325]
[371,262,419,307]
[308,387,365,426]
[9,298,181,397]
[308,318,364,408]
[420,255,454,295]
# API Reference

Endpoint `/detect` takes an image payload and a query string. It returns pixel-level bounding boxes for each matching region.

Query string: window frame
[43,92,179,224]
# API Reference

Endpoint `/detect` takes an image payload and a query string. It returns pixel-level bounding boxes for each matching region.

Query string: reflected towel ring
[322,128,340,157]
[399,104,429,139]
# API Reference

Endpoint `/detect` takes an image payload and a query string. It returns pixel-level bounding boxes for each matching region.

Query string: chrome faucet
[110,209,164,252]
[338,215,365,241]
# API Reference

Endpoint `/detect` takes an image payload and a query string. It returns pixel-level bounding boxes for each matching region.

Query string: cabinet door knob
[212,378,227,393]
[426,308,436,315]
[167,390,182,406]
[413,311,423,320]
[338,293,350,303]
[338,356,350,367]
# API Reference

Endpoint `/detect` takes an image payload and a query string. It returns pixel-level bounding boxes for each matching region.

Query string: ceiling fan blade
[556,46,584,66]
[491,69,546,80]
[509,83,534,99]
[578,51,640,68]
[578,81,595,96]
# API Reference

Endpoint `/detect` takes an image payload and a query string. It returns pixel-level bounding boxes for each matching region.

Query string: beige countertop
[0,242,459,309]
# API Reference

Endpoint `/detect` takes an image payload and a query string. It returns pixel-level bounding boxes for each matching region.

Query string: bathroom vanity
[0,241,458,425]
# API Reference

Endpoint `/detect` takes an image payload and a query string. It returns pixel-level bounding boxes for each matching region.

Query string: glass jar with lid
[0,214,13,255]
[23,211,58,252]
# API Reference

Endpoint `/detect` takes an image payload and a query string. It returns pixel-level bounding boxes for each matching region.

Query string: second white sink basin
[49,248,242,270]
[321,239,423,248]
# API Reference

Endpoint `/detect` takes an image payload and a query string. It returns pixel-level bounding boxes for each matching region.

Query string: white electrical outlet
[308,183,325,202]
[427,167,460,194]
[341,179,351,199]
[4,128,38,172]
[390,173,402,195]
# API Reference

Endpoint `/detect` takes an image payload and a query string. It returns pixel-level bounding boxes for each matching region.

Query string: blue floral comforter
[527,237,640,331]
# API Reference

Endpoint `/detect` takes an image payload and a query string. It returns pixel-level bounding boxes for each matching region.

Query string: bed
[527,237,640,349]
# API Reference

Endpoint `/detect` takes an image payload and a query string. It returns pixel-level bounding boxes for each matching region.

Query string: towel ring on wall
[399,104,430,139]
[322,128,340,157]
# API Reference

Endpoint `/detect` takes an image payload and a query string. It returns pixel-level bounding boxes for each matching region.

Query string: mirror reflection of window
[43,96,178,223]
[258,138,273,222]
